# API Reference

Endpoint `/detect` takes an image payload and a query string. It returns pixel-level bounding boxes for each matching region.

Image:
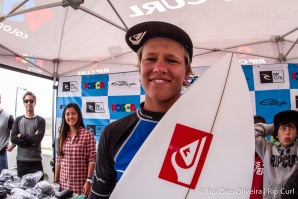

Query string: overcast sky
[0,68,53,118]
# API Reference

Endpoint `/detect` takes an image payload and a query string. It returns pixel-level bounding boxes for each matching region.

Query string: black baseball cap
[273,110,298,127]
[125,21,193,62]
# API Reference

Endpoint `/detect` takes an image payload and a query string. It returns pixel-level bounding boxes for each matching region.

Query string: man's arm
[21,117,46,145]
[91,127,117,198]
[11,116,29,147]
[6,115,15,151]
[255,123,274,160]
[281,169,298,199]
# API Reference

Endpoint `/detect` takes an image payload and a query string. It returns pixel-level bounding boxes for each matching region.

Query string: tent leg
[51,60,59,173]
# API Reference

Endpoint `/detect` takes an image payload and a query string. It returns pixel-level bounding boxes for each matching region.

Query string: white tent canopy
[1,0,298,144]
[1,0,298,79]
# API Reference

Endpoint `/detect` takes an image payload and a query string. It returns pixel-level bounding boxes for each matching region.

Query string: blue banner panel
[108,95,140,120]
[81,74,109,96]
[255,89,291,123]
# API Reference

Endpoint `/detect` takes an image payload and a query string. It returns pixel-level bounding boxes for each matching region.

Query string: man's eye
[168,59,178,63]
[146,57,155,61]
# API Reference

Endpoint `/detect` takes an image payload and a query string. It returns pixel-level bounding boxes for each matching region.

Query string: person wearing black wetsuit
[89,21,194,199]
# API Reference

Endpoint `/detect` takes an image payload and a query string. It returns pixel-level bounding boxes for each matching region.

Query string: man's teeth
[155,80,164,82]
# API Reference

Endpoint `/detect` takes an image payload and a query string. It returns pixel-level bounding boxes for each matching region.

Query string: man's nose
[153,60,167,73]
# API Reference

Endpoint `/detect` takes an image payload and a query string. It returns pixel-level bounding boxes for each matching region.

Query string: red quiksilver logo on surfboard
[159,123,213,189]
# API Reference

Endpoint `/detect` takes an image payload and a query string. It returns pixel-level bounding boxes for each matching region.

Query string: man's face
[23,95,36,112]
[277,124,297,147]
[140,37,187,105]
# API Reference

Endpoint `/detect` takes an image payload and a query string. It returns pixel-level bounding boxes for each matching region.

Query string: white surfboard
[110,54,254,199]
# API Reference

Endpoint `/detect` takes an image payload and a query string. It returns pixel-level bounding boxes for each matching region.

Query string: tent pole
[284,37,298,59]
[51,60,59,164]
[276,38,284,63]
[279,26,298,39]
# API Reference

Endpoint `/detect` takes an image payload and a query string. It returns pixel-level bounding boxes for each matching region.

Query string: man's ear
[184,72,190,81]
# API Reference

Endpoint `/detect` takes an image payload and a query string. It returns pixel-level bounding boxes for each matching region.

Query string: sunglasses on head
[23,99,35,103]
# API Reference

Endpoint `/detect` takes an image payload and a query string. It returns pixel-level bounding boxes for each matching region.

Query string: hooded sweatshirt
[255,123,298,199]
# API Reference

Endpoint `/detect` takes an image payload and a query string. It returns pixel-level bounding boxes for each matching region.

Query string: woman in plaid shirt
[55,103,96,195]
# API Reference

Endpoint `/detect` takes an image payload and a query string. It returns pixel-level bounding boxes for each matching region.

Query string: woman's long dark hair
[57,103,85,156]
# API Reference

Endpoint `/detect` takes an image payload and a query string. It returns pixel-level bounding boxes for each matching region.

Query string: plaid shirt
[56,127,96,194]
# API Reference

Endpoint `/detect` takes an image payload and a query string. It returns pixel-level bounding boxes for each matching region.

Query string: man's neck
[143,97,178,113]
[25,111,35,118]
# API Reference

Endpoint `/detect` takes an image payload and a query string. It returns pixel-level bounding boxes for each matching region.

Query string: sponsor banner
[108,72,141,96]
[56,97,82,118]
[255,89,291,123]
[289,89,298,110]
[253,64,289,91]
[242,65,254,91]
[82,96,110,119]
[249,91,256,115]
[83,119,110,141]
[55,64,298,142]
[82,74,109,96]
[58,76,82,97]
[288,64,298,89]
[108,95,140,120]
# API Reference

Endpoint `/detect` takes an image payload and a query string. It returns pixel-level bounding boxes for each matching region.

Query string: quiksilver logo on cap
[129,31,147,45]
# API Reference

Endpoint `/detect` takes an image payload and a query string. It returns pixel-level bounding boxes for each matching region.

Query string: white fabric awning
[0,0,298,78]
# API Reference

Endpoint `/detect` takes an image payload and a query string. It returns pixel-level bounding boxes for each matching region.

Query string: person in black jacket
[281,168,298,199]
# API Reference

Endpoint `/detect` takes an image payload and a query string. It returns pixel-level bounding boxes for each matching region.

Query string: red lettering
[130,104,136,112]
[292,72,296,80]
[112,104,116,112]
[84,83,88,90]
[25,9,54,31]
[100,82,105,88]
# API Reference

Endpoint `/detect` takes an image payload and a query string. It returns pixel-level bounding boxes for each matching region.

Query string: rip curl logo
[159,124,213,189]
[86,124,105,136]
[86,102,105,113]
[129,31,147,45]
[62,82,78,92]
[259,70,284,84]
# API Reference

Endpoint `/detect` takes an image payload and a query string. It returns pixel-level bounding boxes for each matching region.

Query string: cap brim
[274,110,298,127]
[125,21,193,60]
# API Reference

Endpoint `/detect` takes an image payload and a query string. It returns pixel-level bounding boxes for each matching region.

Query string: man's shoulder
[1,109,12,118]
[103,112,138,132]
[35,115,46,122]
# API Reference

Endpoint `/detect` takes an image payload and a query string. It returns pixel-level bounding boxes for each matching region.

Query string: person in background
[255,110,298,199]
[0,94,15,172]
[54,103,96,195]
[250,115,266,199]
[11,91,46,180]
[281,167,298,199]
[89,21,194,199]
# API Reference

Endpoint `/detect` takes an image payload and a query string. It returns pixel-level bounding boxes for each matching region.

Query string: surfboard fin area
[110,54,255,199]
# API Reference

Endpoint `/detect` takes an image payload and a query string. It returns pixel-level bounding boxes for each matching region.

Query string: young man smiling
[89,21,193,199]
